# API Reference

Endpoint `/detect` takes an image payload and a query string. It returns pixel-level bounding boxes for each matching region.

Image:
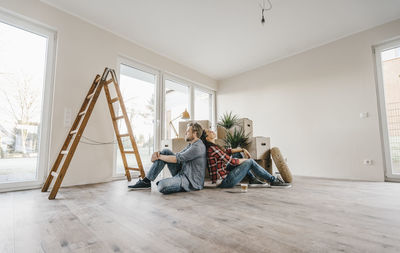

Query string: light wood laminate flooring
[1,177,400,253]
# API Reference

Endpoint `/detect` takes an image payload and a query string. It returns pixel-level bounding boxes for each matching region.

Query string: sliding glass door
[376,40,400,181]
[115,59,216,177]
[0,11,55,190]
[164,79,190,139]
[115,62,159,176]
[194,88,213,122]
[163,76,216,140]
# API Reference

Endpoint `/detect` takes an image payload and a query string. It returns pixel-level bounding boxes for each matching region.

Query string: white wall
[218,18,400,181]
[0,0,217,187]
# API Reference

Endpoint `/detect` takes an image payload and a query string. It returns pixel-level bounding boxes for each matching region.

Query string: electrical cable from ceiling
[259,0,272,25]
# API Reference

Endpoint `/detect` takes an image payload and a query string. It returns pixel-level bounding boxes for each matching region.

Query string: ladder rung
[124,151,135,154]
[70,129,78,135]
[113,116,124,121]
[61,150,69,155]
[111,97,119,103]
[87,93,95,99]
[79,111,86,116]
[118,133,129,138]
[127,167,139,171]
[51,171,58,177]
[105,79,113,85]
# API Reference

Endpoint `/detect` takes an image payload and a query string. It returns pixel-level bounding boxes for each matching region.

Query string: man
[128,122,207,194]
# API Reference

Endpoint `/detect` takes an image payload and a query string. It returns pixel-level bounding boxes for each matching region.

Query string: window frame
[194,86,215,125]
[374,37,400,182]
[162,73,216,139]
[0,9,57,192]
[162,73,191,140]
[113,57,162,178]
[113,57,216,177]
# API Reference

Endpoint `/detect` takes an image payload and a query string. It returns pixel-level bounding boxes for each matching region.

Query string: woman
[200,129,290,188]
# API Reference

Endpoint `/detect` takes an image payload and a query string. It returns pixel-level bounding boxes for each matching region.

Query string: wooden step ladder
[42,68,145,199]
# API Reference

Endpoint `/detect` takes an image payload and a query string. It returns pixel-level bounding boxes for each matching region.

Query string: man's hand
[151,151,160,162]
[243,149,251,159]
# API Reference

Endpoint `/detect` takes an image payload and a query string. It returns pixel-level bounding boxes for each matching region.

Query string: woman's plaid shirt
[206,145,240,183]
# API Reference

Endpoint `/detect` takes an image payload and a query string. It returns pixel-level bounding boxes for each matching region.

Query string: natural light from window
[0,21,47,183]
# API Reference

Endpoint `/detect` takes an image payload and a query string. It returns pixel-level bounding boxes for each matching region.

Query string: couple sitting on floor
[128,122,290,194]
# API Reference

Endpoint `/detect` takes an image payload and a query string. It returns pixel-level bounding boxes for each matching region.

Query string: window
[115,59,215,177]
[194,88,213,122]
[116,63,157,176]
[0,11,55,190]
[375,40,400,181]
[164,79,189,139]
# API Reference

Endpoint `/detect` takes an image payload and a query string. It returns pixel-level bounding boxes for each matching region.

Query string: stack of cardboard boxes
[217,118,273,175]
[160,119,273,179]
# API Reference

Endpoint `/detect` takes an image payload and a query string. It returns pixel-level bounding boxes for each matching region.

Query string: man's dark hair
[187,122,203,138]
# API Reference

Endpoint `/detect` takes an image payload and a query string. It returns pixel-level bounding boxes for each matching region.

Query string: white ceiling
[41,0,400,80]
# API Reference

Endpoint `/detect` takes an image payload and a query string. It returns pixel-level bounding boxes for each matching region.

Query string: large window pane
[194,89,212,121]
[0,21,47,183]
[381,47,400,174]
[116,64,156,175]
[164,80,189,139]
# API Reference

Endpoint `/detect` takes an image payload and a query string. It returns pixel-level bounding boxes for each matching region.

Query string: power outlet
[363,159,373,165]
[360,112,369,119]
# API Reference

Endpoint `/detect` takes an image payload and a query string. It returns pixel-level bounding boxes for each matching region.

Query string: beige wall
[218,18,400,181]
[0,0,216,186]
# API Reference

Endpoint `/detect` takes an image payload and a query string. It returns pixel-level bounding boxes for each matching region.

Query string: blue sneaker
[128,179,151,189]
[270,176,291,188]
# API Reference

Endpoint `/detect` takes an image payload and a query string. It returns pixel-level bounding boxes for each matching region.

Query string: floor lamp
[169,109,190,138]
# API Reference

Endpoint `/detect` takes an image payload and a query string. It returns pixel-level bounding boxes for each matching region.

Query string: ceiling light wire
[259,0,272,25]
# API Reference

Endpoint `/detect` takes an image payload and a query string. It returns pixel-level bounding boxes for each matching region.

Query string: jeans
[146,149,187,194]
[219,159,276,188]
[228,153,257,180]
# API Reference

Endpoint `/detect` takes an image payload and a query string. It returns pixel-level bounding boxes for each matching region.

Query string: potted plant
[217,111,239,139]
[224,127,250,149]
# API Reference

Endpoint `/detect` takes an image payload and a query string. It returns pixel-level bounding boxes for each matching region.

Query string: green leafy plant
[224,127,250,149]
[218,111,239,129]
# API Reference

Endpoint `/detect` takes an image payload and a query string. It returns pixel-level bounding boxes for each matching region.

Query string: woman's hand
[243,149,251,158]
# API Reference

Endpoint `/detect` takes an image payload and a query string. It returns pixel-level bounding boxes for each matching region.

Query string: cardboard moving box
[233,118,253,138]
[256,158,273,175]
[246,136,270,160]
[160,138,188,153]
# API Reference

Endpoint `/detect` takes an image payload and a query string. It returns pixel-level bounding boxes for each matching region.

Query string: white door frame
[0,8,57,192]
[162,74,192,140]
[375,38,400,182]
[113,57,161,178]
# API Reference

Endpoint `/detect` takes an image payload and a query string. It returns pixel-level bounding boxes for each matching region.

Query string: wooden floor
[1,177,400,253]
